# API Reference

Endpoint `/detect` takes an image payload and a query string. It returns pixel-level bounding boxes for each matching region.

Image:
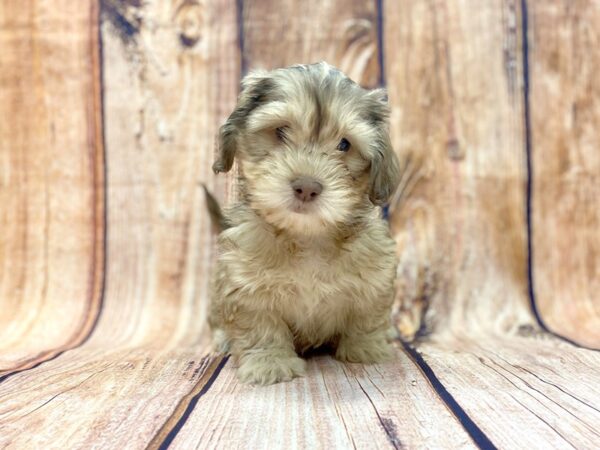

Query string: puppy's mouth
[289,200,317,214]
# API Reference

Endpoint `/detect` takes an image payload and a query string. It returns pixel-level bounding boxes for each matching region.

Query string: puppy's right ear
[213,71,273,173]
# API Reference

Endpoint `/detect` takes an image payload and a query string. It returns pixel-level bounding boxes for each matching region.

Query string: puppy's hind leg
[335,317,394,364]
[227,309,306,385]
[211,328,231,353]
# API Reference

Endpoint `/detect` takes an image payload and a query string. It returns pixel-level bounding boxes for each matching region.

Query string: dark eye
[275,126,288,141]
[337,138,351,152]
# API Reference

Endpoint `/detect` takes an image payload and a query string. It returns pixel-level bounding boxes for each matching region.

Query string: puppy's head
[214,62,400,235]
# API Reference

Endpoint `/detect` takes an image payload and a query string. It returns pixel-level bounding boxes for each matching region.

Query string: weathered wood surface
[241,0,381,87]
[386,0,534,340]
[95,0,239,347]
[529,1,600,349]
[161,352,475,449]
[0,0,104,374]
[0,350,224,448]
[418,335,600,449]
[2,0,237,446]
[0,0,599,449]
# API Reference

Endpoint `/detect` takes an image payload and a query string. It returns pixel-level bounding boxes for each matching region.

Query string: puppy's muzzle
[291,177,323,203]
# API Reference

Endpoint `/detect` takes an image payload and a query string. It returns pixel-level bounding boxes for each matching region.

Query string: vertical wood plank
[385,0,535,339]
[241,0,381,87]
[529,1,600,349]
[95,0,240,347]
[0,0,104,374]
[0,1,240,445]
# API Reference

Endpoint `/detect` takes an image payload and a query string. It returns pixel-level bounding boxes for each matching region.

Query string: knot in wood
[446,138,464,161]
[175,1,203,48]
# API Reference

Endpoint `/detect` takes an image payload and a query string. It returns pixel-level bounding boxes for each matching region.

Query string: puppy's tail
[202,184,230,233]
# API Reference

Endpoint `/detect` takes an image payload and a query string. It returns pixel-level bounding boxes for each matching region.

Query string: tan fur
[209,62,400,385]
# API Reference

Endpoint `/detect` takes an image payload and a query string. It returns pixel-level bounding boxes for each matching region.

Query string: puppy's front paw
[335,334,393,364]
[237,350,306,385]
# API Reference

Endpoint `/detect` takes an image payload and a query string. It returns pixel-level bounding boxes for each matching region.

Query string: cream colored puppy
[209,62,400,385]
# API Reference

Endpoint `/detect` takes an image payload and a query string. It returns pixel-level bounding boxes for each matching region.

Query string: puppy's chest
[281,250,344,290]
[261,247,355,310]
[276,258,353,339]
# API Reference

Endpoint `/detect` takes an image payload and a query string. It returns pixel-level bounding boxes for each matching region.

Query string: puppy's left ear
[213,71,273,173]
[365,89,401,205]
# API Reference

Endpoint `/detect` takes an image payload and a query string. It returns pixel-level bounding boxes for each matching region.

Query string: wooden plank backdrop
[529,1,600,348]
[0,0,599,449]
[386,0,533,340]
[0,0,105,375]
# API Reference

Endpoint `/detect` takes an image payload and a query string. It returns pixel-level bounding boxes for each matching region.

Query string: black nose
[291,177,323,202]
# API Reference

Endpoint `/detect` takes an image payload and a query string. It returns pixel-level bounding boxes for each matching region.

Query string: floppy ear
[365,89,401,205]
[369,135,400,205]
[213,71,273,174]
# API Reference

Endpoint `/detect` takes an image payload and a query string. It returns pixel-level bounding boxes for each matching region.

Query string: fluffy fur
[208,62,400,385]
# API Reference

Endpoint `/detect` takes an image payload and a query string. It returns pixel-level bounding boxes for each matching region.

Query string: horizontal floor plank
[165,351,475,449]
[0,346,219,449]
[418,335,600,449]
[1,334,598,449]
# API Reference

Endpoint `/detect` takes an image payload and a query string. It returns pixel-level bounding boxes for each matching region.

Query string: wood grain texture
[163,352,475,449]
[529,1,600,348]
[0,0,104,374]
[241,0,381,87]
[0,350,224,448]
[419,336,600,449]
[95,0,239,347]
[1,0,239,446]
[385,0,536,340]
[1,0,600,448]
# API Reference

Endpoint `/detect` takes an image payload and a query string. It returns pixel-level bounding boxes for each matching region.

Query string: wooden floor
[1,1,599,449]
[2,335,599,448]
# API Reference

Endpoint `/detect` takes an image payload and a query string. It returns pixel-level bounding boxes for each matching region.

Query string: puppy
[208,62,400,385]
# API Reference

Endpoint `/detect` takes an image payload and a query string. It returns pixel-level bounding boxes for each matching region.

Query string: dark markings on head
[214,77,276,173]
[311,83,323,142]
[310,67,343,143]
[362,89,389,126]
[239,77,276,126]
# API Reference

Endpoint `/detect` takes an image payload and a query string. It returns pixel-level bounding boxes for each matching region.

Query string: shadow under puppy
[208,62,400,385]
